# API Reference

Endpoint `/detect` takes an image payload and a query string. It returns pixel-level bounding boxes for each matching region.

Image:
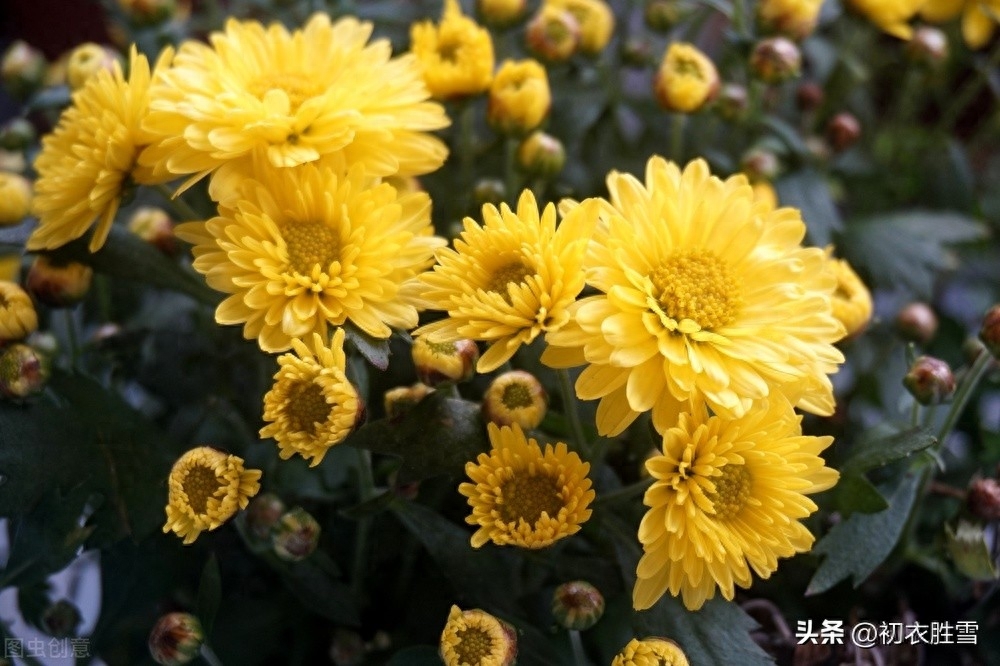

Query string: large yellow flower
[460,422,595,549]
[612,638,690,666]
[414,189,598,372]
[260,330,362,467]
[634,398,838,611]
[139,13,450,197]
[542,157,845,436]
[439,606,517,666]
[411,0,495,100]
[175,165,444,352]
[163,446,262,545]
[28,46,169,252]
[922,0,1000,48]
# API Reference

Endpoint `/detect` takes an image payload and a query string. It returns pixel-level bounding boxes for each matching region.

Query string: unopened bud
[148,612,204,666]
[117,0,178,25]
[715,82,748,121]
[473,179,507,208]
[66,43,120,91]
[0,172,32,226]
[477,0,528,27]
[654,42,719,113]
[128,206,176,255]
[384,383,435,421]
[245,493,286,540]
[750,37,802,83]
[525,6,581,62]
[482,370,547,430]
[0,281,38,342]
[517,131,566,178]
[945,520,998,581]
[1,41,47,99]
[826,112,861,152]
[903,356,955,405]
[963,337,990,365]
[412,336,479,386]
[979,305,1000,360]
[0,118,36,152]
[329,628,365,666]
[967,478,1000,521]
[27,256,93,308]
[907,26,948,66]
[271,507,320,562]
[644,0,685,31]
[741,147,782,182]
[621,38,653,67]
[796,81,824,112]
[41,600,82,638]
[552,581,605,630]
[804,135,830,162]
[895,302,938,345]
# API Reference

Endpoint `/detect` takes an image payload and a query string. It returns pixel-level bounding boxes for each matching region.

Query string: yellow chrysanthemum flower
[0,281,37,342]
[758,0,824,39]
[848,0,925,38]
[922,0,1000,48]
[411,0,495,100]
[414,189,598,372]
[0,172,32,226]
[653,43,719,113]
[826,249,872,340]
[634,398,838,611]
[612,638,690,666]
[546,0,616,54]
[439,606,518,666]
[487,59,551,135]
[28,46,169,253]
[139,13,450,198]
[542,157,845,436]
[175,165,445,352]
[459,422,595,549]
[260,330,362,467]
[163,446,262,545]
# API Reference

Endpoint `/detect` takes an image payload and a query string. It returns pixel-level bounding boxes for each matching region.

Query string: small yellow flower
[460,422,595,549]
[0,172,31,226]
[653,42,719,113]
[612,638,690,666]
[487,59,552,135]
[758,0,824,39]
[526,5,581,62]
[0,281,37,342]
[411,335,479,386]
[415,189,598,372]
[260,330,363,467]
[922,0,1000,48]
[127,206,175,254]
[478,0,527,26]
[481,370,548,430]
[440,606,517,666]
[65,43,119,90]
[163,446,262,545]
[826,249,873,340]
[848,0,925,38]
[546,0,616,54]
[411,0,495,100]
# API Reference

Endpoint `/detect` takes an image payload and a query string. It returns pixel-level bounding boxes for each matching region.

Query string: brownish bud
[245,492,286,540]
[128,206,176,255]
[271,507,321,561]
[26,256,93,307]
[716,82,749,121]
[750,37,802,83]
[903,356,955,405]
[796,81,824,112]
[552,581,605,630]
[907,26,948,66]
[979,305,1000,360]
[896,302,938,345]
[967,477,1000,521]
[826,112,861,152]
[41,599,81,638]
[644,0,685,31]
[0,343,47,399]
[517,130,566,178]
[148,613,204,666]
[741,147,782,182]
[621,38,653,67]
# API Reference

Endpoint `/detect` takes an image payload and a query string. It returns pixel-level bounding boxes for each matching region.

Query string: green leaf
[24,85,71,113]
[343,321,391,371]
[386,646,441,665]
[834,473,889,516]
[197,554,222,638]
[806,473,922,596]
[774,169,843,246]
[841,427,937,476]
[945,521,999,582]
[16,581,52,632]
[278,557,360,625]
[841,211,988,298]
[759,116,810,159]
[339,490,396,520]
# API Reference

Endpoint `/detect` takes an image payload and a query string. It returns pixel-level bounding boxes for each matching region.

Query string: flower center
[437,39,462,63]
[428,340,457,355]
[486,261,533,305]
[248,72,322,110]
[499,473,563,524]
[501,382,534,409]
[282,221,340,276]
[706,464,751,521]
[454,627,495,665]
[182,466,220,514]
[649,250,741,330]
[672,55,707,79]
[285,380,331,435]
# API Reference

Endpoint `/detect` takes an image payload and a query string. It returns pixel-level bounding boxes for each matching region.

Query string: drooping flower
[487,59,551,135]
[414,189,598,372]
[411,0,495,100]
[847,0,925,39]
[633,398,838,611]
[653,43,719,113]
[460,422,595,549]
[439,606,517,666]
[139,14,450,198]
[825,249,872,339]
[163,446,262,544]
[542,157,845,436]
[175,165,445,352]
[260,330,363,467]
[546,0,616,54]
[921,0,1000,48]
[0,280,37,342]
[28,46,169,252]
[612,638,690,666]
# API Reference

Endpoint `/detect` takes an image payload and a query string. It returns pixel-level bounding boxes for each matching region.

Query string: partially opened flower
[411,0,494,100]
[653,43,719,113]
[163,446,262,544]
[260,330,363,467]
[439,606,517,666]
[487,59,551,135]
[546,0,615,54]
[415,189,598,372]
[612,638,690,666]
[921,0,1000,48]
[633,398,838,611]
[0,280,37,342]
[825,248,872,339]
[139,14,450,197]
[460,422,595,549]
[175,165,444,352]
[543,157,845,436]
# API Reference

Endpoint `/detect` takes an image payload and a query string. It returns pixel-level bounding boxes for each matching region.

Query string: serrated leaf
[343,321,391,371]
[807,473,922,596]
[774,169,843,246]
[197,554,222,638]
[841,427,936,476]
[835,473,889,516]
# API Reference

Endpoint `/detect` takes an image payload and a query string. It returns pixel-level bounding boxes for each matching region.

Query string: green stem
[200,644,225,666]
[154,183,203,222]
[350,447,375,600]
[64,309,80,368]
[504,137,521,202]
[730,0,747,36]
[569,630,590,665]
[936,352,994,445]
[938,39,1000,133]
[557,369,591,460]
[594,478,653,506]
[910,402,922,429]
[670,113,686,162]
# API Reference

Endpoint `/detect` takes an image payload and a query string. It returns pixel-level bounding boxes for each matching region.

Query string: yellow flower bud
[0,172,31,226]
[477,0,528,26]
[758,0,823,40]
[612,637,690,666]
[825,251,872,340]
[653,43,719,113]
[526,6,581,62]
[384,383,435,421]
[411,0,495,100]
[488,59,551,135]
[66,43,121,91]
[26,256,93,308]
[547,0,616,55]
[517,130,566,177]
[482,370,548,430]
[645,0,686,31]
[1,41,47,99]
[0,280,38,342]
[127,206,176,255]
[412,335,479,386]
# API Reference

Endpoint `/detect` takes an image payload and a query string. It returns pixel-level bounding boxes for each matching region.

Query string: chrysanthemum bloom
[921,0,999,48]
[0,172,31,225]
[28,46,169,253]
[163,446,262,544]
[175,165,445,352]
[758,0,824,39]
[546,0,616,54]
[487,59,552,135]
[460,422,595,549]
[542,158,845,436]
[411,335,479,386]
[0,281,37,342]
[653,43,719,113]
[440,606,517,666]
[139,14,450,197]
[481,370,548,430]
[411,0,495,100]
[847,0,925,38]
[825,249,872,340]
[414,189,598,371]
[633,398,838,611]
[260,330,363,467]
[612,638,690,666]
